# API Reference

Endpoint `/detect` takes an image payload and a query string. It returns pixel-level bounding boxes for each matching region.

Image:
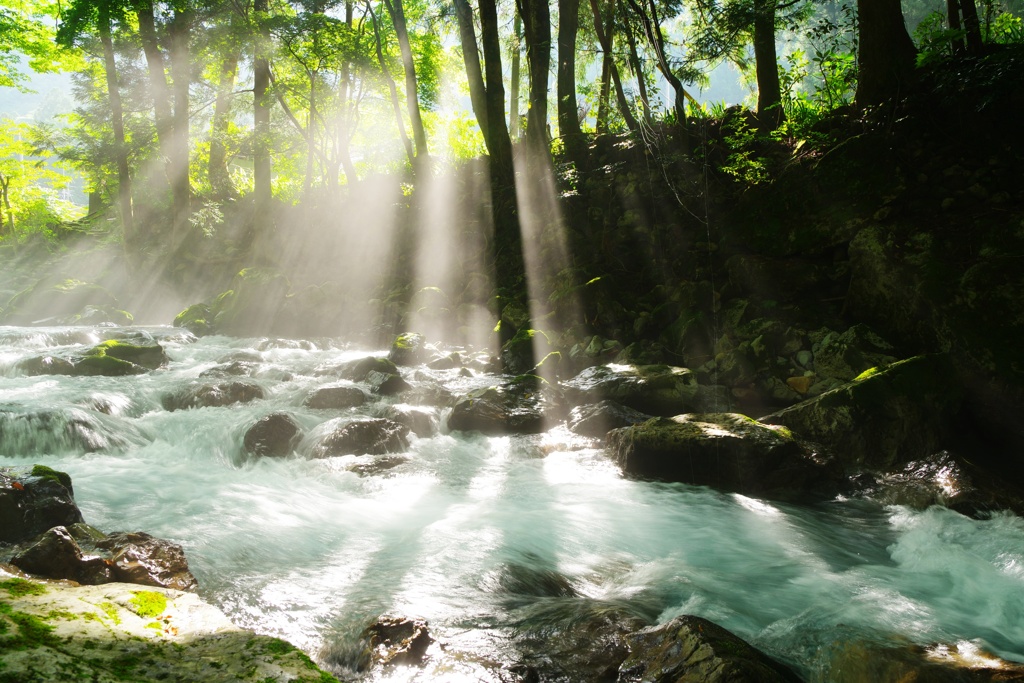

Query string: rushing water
[2,325,1023,681]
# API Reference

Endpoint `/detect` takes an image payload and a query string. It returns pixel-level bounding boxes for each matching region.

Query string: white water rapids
[2,325,1023,681]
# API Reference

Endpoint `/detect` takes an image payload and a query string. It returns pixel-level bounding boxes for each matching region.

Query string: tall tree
[589,0,640,132]
[57,0,136,253]
[453,0,490,149]
[516,0,551,151]
[509,10,523,139]
[253,0,273,238]
[368,0,415,163]
[167,2,193,249]
[623,0,689,136]
[855,0,916,107]
[383,0,429,161]
[557,0,583,155]
[752,0,783,130]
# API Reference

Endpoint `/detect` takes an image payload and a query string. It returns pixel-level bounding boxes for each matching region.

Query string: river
[2,325,1023,681]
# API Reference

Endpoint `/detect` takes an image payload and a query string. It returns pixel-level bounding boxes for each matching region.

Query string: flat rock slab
[0,573,336,683]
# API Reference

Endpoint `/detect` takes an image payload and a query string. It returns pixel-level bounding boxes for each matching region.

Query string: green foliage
[990,11,1024,43]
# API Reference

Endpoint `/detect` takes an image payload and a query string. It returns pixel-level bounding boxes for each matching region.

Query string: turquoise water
[2,325,1023,681]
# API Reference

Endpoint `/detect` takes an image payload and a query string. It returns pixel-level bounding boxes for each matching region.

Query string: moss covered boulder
[18,340,168,378]
[619,615,802,683]
[561,364,699,417]
[608,413,838,500]
[763,354,962,472]
[388,332,427,366]
[0,574,338,683]
[0,466,83,543]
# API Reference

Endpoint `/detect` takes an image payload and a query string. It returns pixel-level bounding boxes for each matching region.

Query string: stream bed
[2,325,1023,681]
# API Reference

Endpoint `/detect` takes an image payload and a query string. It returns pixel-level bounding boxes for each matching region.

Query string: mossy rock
[388,332,427,366]
[561,363,699,417]
[1,278,121,326]
[608,413,839,500]
[620,615,802,683]
[764,354,963,472]
[173,303,214,336]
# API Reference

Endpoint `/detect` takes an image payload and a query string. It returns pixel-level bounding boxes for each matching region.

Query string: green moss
[0,578,47,598]
[99,601,121,625]
[129,592,167,619]
[145,621,163,631]
[854,366,881,381]
[74,354,142,377]
[29,465,73,492]
[263,637,295,656]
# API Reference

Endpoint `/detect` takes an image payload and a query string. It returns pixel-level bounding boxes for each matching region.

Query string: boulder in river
[823,637,1024,682]
[312,418,410,457]
[18,340,168,377]
[359,616,434,669]
[388,332,428,366]
[763,354,962,472]
[619,615,802,683]
[383,404,436,437]
[568,400,652,438]
[162,381,265,411]
[0,466,83,543]
[448,376,558,435]
[305,384,368,410]
[0,575,338,682]
[608,413,840,500]
[94,531,197,591]
[243,413,303,458]
[561,364,700,417]
[11,526,116,584]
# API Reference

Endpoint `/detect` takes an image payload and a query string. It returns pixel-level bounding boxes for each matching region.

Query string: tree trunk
[253,0,272,240]
[595,0,614,131]
[855,0,917,107]
[510,11,522,139]
[304,68,318,196]
[98,7,136,257]
[384,0,429,161]
[133,0,174,189]
[623,17,650,124]
[167,6,193,252]
[454,0,490,150]
[0,174,10,234]
[590,0,639,133]
[624,0,688,140]
[208,48,238,199]
[959,0,983,54]
[557,0,583,155]
[479,0,527,305]
[753,0,784,131]
[516,0,551,151]
[369,2,415,165]
[947,0,965,55]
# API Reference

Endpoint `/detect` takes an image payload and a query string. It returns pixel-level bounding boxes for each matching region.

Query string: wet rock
[388,332,427,366]
[305,384,368,410]
[448,377,557,435]
[200,360,261,378]
[619,615,802,683]
[11,526,115,584]
[87,340,169,371]
[383,404,436,437]
[348,455,410,476]
[367,369,411,396]
[243,413,302,458]
[17,355,76,376]
[162,381,265,411]
[312,418,411,457]
[335,356,401,382]
[94,531,197,591]
[812,324,896,382]
[764,355,962,472]
[427,352,462,370]
[173,302,214,336]
[360,616,434,669]
[851,451,1024,516]
[824,638,1024,683]
[0,466,84,543]
[0,577,335,682]
[608,413,839,500]
[568,400,652,438]
[561,364,699,417]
